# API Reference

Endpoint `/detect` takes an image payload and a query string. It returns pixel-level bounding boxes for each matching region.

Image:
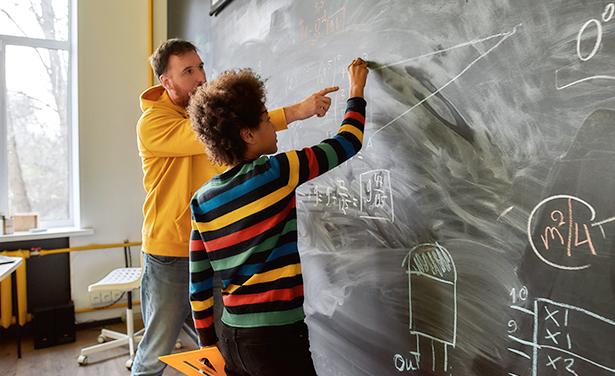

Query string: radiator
[0,241,141,329]
[0,250,28,329]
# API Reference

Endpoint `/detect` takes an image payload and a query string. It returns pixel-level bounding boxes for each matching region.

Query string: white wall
[70,0,167,323]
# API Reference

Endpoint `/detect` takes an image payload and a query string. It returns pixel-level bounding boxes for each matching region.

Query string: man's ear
[159,74,170,91]
[240,127,256,145]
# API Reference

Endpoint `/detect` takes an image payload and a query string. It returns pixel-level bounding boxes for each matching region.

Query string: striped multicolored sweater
[189,97,366,346]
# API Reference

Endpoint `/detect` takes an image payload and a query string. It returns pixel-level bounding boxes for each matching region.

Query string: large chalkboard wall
[169,1,615,375]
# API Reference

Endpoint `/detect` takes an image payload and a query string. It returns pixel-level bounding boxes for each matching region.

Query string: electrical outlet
[90,292,101,306]
[101,291,112,303]
[112,290,123,301]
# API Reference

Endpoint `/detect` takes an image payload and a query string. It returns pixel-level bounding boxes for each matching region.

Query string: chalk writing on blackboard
[285,54,344,94]
[284,53,351,128]
[577,3,614,61]
[527,195,615,271]
[556,3,615,89]
[397,243,457,373]
[393,337,420,372]
[306,169,394,220]
[367,24,522,148]
[299,1,345,42]
[359,169,394,222]
[308,178,358,215]
[509,295,615,375]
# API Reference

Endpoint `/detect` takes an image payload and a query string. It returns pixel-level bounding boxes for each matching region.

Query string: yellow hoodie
[137,85,287,257]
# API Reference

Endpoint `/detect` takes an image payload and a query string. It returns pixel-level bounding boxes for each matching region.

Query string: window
[0,0,76,228]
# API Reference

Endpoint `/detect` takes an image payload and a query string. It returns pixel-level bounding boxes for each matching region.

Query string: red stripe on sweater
[222,285,304,307]
[304,148,320,180]
[190,239,205,252]
[194,316,215,329]
[204,197,296,251]
[344,110,365,124]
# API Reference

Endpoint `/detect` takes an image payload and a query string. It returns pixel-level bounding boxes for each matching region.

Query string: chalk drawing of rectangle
[405,244,457,347]
[409,273,456,346]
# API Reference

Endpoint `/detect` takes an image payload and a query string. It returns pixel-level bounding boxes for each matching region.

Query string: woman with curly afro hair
[188,68,269,167]
[187,58,368,376]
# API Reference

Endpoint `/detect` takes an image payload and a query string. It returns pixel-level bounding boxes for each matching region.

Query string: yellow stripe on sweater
[223,263,302,294]
[339,123,364,142]
[191,296,214,312]
[199,152,301,231]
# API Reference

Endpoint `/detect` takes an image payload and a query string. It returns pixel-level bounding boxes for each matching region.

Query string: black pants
[218,320,318,376]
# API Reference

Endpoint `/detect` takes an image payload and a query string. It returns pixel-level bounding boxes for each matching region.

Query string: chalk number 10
[510,286,528,304]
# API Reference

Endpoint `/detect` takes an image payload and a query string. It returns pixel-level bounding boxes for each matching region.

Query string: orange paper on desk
[159,347,226,376]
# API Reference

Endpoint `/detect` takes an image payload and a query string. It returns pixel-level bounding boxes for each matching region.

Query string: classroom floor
[0,318,198,376]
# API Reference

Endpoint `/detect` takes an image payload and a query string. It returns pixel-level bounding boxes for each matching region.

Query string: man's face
[161,50,206,108]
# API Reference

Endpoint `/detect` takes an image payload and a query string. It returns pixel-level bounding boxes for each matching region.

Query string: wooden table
[0,256,24,358]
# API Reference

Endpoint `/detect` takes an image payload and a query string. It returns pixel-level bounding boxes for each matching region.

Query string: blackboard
[169,1,615,375]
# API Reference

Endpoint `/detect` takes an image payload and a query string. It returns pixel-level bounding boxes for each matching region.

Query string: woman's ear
[240,127,255,145]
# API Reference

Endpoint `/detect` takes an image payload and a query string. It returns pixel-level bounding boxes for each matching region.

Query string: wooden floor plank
[0,318,199,376]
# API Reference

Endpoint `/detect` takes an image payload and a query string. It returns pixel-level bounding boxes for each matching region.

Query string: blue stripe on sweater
[196,157,282,214]
[190,276,213,294]
[333,133,357,161]
[221,242,298,284]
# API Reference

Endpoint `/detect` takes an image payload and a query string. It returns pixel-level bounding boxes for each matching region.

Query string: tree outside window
[1,0,73,226]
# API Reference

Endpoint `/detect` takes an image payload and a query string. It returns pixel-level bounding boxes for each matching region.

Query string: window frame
[0,0,79,230]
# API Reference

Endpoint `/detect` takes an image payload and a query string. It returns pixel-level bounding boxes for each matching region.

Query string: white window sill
[0,227,94,243]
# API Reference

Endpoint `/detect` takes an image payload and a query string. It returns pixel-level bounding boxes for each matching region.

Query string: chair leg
[78,290,140,367]
[125,290,136,370]
[127,305,135,358]
[100,328,128,341]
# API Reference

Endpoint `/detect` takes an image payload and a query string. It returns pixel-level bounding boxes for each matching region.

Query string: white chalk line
[367,24,522,147]
[556,74,615,90]
[373,28,520,71]
[508,347,531,359]
[511,305,535,315]
[555,61,615,90]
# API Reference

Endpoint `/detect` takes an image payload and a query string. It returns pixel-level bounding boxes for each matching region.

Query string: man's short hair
[188,68,267,166]
[150,38,198,78]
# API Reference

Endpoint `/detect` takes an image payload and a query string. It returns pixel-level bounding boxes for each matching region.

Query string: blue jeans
[131,254,194,376]
[219,320,317,376]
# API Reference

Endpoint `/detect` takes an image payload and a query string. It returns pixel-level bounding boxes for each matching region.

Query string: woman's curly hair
[188,68,267,166]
